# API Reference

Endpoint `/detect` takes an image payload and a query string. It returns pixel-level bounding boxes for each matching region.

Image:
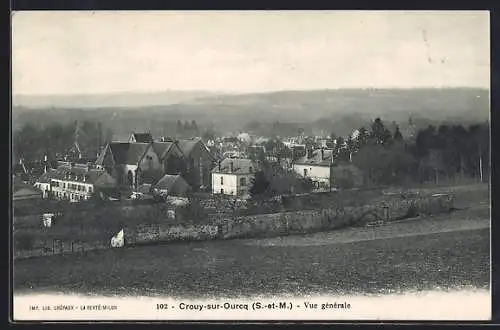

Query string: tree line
[342,118,490,186]
[13,121,113,163]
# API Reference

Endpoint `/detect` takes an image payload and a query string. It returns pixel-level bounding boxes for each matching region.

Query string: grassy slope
[14,225,489,298]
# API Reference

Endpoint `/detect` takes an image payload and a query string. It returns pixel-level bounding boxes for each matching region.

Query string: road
[14,206,490,298]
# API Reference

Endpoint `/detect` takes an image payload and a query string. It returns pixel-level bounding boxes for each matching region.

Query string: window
[249,167,253,173]
[304,169,308,176]
[220,176,224,185]
[88,186,93,193]
[62,183,66,189]
[220,188,224,194]
[240,177,246,186]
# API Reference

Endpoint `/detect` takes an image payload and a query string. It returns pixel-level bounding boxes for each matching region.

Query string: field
[14,204,490,298]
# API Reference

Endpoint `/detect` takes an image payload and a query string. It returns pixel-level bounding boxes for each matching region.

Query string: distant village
[13,127,366,206]
[13,113,490,214]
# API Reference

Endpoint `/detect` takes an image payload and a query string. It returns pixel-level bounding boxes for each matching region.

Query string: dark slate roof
[294,149,334,166]
[176,139,200,157]
[212,158,256,175]
[176,138,215,160]
[152,142,175,160]
[38,164,108,184]
[154,174,190,195]
[108,142,150,165]
[130,133,153,143]
[38,169,56,183]
[13,182,42,196]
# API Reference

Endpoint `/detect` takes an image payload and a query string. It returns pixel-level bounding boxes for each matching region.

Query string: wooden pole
[479,145,483,183]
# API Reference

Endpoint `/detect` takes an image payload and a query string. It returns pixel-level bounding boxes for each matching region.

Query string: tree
[370,118,392,146]
[356,126,369,149]
[176,120,183,134]
[345,135,356,159]
[250,170,270,198]
[393,125,403,142]
[468,123,490,182]
[191,120,199,135]
[202,128,216,142]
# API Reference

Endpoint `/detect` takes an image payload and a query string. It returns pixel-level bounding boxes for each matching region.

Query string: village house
[175,138,215,191]
[212,158,256,196]
[153,174,191,197]
[34,162,117,202]
[96,133,216,193]
[95,141,163,189]
[151,140,186,177]
[292,148,335,191]
[13,180,43,205]
[129,132,154,143]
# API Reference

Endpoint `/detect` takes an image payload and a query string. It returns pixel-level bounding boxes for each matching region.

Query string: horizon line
[13,86,491,98]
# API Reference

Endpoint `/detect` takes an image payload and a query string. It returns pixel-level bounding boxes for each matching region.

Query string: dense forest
[347,118,490,186]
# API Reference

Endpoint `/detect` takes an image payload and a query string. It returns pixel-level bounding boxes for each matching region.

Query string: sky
[12,11,490,95]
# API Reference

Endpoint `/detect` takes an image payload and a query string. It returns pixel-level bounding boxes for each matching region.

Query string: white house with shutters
[211,158,256,196]
[292,148,334,191]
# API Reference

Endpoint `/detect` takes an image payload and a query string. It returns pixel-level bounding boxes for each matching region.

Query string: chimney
[230,161,234,173]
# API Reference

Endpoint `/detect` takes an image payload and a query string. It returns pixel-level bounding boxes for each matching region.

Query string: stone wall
[13,192,454,259]
[126,224,219,245]
[219,193,454,239]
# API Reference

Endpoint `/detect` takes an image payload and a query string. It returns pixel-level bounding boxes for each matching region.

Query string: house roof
[13,182,42,200]
[14,182,42,194]
[176,139,200,157]
[107,142,150,165]
[152,141,175,160]
[154,174,190,193]
[176,138,215,161]
[294,149,334,166]
[13,187,42,200]
[136,183,153,194]
[212,158,256,175]
[37,164,109,184]
[130,133,153,143]
[38,169,56,183]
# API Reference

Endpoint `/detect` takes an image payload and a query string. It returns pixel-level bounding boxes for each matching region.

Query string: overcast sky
[12,11,490,95]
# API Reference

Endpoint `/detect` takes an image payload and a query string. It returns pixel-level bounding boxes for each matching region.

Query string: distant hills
[12,90,223,109]
[12,88,490,136]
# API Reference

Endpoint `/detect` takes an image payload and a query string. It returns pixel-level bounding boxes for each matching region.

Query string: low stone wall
[219,193,454,240]
[126,224,219,245]
[13,193,454,259]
